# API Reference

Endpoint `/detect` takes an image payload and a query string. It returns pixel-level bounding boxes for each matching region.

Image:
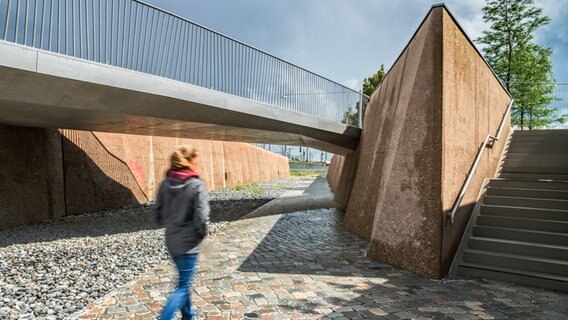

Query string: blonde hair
[170,145,199,171]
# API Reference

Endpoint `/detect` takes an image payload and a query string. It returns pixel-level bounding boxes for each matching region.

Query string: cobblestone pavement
[75,208,567,320]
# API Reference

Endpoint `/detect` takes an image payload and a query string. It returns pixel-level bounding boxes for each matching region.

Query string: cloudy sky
[145,0,568,89]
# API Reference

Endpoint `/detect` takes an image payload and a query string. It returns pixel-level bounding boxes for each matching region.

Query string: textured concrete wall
[365,8,444,277]
[62,131,290,214]
[1,126,289,228]
[327,6,511,278]
[439,10,511,275]
[0,125,65,229]
[326,155,344,194]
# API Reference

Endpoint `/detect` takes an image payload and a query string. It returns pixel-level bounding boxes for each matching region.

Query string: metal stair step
[487,179,568,191]
[463,249,568,276]
[512,129,568,136]
[476,215,568,233]
[486,187,568,200]
[501,165,568,174]
[484,195,568,210]
[458,262,568,292]
[499,172,568,181]
[480,204,568,221]
[468,236,568,260]
[473,225,568,246]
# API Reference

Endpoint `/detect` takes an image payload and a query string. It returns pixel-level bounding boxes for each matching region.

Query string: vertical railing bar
[120,0,126,67]
[154,12,166,74]
[215,33,220,90]
[220,35,224,92]
[108,0,113,64]
[40,0,45,48]
[78,0,83,58]
[206,29,211,88]
[177,21,186,81]
[160,13,172,76]
[129,1,136,69]
[15,0,20,42]
[133,3,140,69]
[139,4,149,71]
[252,50,258,100]
[198,27,203,87]
[48,0,54,50]
[123,0,129,67]
[71,0,75,56]
[91,0,98,61]
[140,5,150,71]
[99,0,103,62]
[184,22,191,83]
[23,0,28,44]
[3,0,12,40]
[159,14,172,76]
[65,0,69,55]
[146,9,156,73]
[196,26,201,87]
[184,22,190,83]
[259,53,266,103]
[172,18,182,79]
[146,8,161,74]
[32,0,38,46]
[152,12,162,74]
[181,22,189,81]
[206,27,210,88]
[168,18,179,79]
[85,0,89,58]
[58,0,62,53]
[192,25,198,85]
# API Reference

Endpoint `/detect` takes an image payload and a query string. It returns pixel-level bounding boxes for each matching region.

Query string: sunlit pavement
[76,208,567,320]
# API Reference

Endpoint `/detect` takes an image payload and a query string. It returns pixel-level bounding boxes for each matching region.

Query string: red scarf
[166,168,199,180]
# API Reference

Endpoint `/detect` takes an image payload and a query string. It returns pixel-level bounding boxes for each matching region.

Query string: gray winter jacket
[154,176,210,254]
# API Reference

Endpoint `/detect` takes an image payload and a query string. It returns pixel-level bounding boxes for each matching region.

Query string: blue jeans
[160,252,198,320]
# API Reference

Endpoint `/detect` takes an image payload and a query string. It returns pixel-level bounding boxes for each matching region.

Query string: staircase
[454,129,568,291]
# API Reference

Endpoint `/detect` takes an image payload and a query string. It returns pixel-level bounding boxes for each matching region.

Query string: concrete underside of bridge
[0,41,360,155]
[328,5,511,278]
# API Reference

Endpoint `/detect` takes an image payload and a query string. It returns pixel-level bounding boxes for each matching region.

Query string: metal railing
[448,100,514,224]
[507,82,568,129]
[0,0,367,126]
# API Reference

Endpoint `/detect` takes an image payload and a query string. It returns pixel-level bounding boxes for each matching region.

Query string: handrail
[0,0,368,127]
[448,99,514,224]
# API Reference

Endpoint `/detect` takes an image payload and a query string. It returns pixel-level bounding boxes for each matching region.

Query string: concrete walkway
[76,177,568,320]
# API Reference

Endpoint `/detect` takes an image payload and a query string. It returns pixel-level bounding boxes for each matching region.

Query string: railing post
[358,90,363,128]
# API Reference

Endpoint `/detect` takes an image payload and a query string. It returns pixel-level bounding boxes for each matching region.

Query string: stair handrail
[448,99,514,224]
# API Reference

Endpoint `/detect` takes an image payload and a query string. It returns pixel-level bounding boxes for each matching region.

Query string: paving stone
[73,210,568,319]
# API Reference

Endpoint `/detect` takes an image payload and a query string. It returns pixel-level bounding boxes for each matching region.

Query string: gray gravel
[0,177,298,319]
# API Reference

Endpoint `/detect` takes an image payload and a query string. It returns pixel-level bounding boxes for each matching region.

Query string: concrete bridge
[0,0,364,155]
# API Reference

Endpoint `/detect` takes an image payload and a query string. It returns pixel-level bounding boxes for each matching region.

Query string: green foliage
[290,171,323,177]
[231,183,264,195]
[477,0,563,129]
[341,65,388,127]
[363,65,386,96]
[341,106,359,127]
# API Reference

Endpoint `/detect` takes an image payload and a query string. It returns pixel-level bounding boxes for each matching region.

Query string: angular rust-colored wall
[327,6,511,278]
[439,10,511,275]
[1,126,289,228]
[0,125,65,229]
[62,131,290,214]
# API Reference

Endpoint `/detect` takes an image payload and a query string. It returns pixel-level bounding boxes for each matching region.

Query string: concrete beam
[0,41,360,154]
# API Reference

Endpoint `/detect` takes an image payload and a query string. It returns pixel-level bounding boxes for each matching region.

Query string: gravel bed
[0,177,297,319]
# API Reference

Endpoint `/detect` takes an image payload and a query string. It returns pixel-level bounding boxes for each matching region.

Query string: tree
[363,65,386,96]
[476,0,563,129]
[342,65,388,127]
[341,106,359,127]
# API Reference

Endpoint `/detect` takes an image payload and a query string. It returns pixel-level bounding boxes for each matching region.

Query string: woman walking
[155,146,210,320]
